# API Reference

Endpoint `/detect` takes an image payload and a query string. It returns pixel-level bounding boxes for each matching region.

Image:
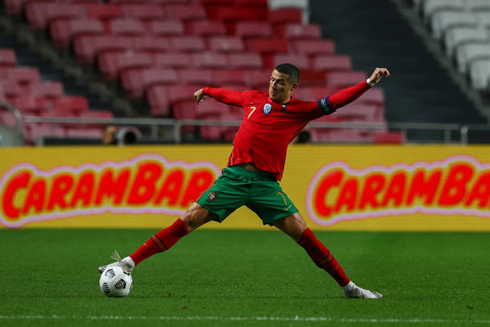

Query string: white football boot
[343,281,383,299]
[98,251,135,275]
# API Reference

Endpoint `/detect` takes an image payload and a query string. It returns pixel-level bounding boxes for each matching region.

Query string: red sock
[297,228,350,287]
[130,219,188,266]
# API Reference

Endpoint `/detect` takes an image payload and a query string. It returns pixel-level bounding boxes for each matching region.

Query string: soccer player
[99,63,390,299]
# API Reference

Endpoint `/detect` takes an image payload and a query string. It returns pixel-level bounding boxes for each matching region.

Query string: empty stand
[228,53,263,69]
[325,71,367,88]
[153,53,192,68]
[208,36,244,53]
[98,51,153,81]
[50,18,105,49]
[149,20,185,36]
[192,52,228,69]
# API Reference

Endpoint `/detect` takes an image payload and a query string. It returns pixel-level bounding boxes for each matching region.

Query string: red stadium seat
[246,38,289,54]
[98,51,153,81]
[267,9,302,25]
[153,53,192,68]
[109,19,146,36]
[10,96,49,115]
[234,22,273,39]
[172,99,197,132]
[336,104,379,122]
[121,68,178,98]
[53,96,90,114]
[87,4,123,20]
[131,36,170,53]
[26,3,88,30]
[194,98,222,116]
[0,49,16,67]
[291,40,335,56]
[357,87,385,106]
[29,125,66,142]
[29,82,64,99]
[74,35,133,64]
[273,54,309,70]
[312,55,353,72]
[192,52,229,69]
[149,20,185,36]
[208,36,244,53]
[79,110,114,120]
[51,19,105,49]
[234,0,267,7]
[0,81,23,99]
[5,67,41,84]
[121,4,166,20]
[165,4,207,21]
[296,87,340,101]
[244,70,271,89]
[170,36,206,52]
[325,71,367,88]
[328,129,372,144]
[372,132,404,144]
[186,21,226,36]
[212,69,246,86]
[207,6,267,22]
[147,85,170,117]
[281,23,321,40]
[177,69,214,85]
[228,53,263,69]
[166,85,199,105]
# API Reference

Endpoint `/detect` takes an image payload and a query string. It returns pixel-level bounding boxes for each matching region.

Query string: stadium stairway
[0,5,135,118]
[309,0,488,143]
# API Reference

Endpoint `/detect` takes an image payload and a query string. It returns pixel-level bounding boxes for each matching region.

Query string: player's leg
[98,204,214,273]
[272,213,382,299]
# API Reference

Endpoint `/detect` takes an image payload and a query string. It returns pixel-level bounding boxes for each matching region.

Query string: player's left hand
[368,67,390,85]
[194,88,206,104]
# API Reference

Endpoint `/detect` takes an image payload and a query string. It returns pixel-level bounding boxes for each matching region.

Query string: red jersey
[202,81,371,181]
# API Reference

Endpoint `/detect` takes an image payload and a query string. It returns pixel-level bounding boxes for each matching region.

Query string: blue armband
[318,97,336,115]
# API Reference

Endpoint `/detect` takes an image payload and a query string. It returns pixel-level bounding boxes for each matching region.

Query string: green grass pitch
[1,228,490,327]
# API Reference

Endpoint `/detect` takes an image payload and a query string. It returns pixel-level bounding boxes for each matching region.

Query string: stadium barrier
[1,145,490,231]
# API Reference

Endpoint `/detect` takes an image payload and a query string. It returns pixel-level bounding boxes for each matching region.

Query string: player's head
[269,63,299,104]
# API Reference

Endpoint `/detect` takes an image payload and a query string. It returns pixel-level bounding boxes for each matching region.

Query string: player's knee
[181,203,211,232]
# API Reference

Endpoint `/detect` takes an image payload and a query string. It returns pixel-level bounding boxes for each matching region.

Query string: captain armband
[318,97,337,115]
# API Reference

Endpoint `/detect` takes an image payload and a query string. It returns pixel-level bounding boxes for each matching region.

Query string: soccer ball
[99,266,133,297]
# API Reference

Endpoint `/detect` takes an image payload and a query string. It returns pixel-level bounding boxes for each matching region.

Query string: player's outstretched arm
[367,67,390,86]
[194,88,206,104]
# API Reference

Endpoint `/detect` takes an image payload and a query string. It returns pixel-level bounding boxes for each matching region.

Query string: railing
[0,100,488,145]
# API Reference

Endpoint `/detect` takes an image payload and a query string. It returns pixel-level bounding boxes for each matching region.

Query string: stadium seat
[372,131,404,144]
[177,69,214,85]
[0,49,17,67]
[228,53,263,69]
[244,70,271,89]
[273,54,309,70]
[153,53,192,68]
[357,87,385,108]
[109,19,146,36]
[191,52,229,69]
[469,59,490,90]
[164,85,199,106]
[186,21,227,36]
[246,38,289,54]
[165,4,207,21]
[74,35,133,64]
[121,4,166,20]
[0,81,23,99]
[50,19,105,49]
[423,0,465,19]
[291,40,335,56]
[87,4,123,21]
[5,67,41,84]
[278,23,321,40]
[121,68,178,98]
[312,55,353,72]
[10,96,49,115]
[149,20,185,36]
[431,12,477,40]
[170,36,206,52]
[267,8,303,25]
[147,85,170,117]
[476,12,490,28]
[98,51,153,81]
[335,104,379,122]
[25,3,88,30]
[131,36,170,53]
[443,27,488,57]
[206,6,267,22]
[212,69,247,87]
[456,43,490,73]
[78,110,115,120]
[53,96,90,115]
[325,71,367,88]
[234,22,273,39]
[295,87,341,101]
[327,129,372,144]
[466,0,490,12]
[28,125,66,142]
[208,36,245,53]
[28,82,64,99]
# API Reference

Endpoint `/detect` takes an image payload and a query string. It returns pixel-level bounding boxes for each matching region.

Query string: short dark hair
[274,63,300,84]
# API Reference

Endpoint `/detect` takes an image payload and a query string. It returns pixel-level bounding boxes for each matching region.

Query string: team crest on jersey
[263,103,272,115]
[207,192,218,203]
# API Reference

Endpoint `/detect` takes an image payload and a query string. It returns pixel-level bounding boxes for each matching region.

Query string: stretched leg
[98,203,215,273]
[273,213,382,299]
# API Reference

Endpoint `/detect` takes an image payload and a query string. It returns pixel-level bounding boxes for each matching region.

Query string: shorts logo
[207,192,218,203]
[263,103,272,115]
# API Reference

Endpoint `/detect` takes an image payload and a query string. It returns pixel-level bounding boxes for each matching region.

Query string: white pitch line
[1,315,490,324]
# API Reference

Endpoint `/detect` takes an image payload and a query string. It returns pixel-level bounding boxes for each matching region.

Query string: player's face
[269,70,297,104]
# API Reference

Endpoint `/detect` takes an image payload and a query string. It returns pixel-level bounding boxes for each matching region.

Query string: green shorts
[196,166,298,225]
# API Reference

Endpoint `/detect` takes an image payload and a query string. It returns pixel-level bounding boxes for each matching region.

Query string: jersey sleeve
[317,81,371,115]
[202,87,246,107]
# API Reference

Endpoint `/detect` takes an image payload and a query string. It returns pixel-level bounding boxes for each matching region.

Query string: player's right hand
[194,88,206,104]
